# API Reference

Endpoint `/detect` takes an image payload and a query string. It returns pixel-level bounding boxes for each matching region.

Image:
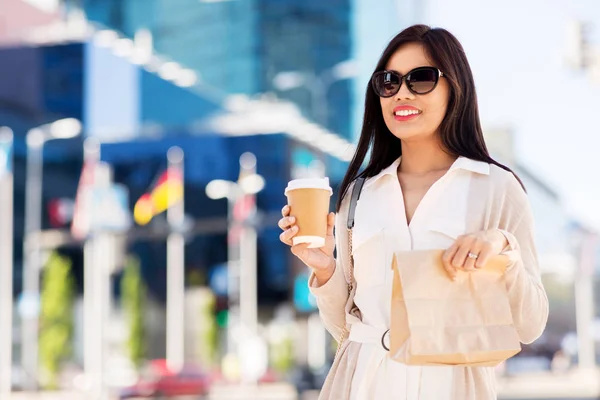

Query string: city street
[2,2,600,400]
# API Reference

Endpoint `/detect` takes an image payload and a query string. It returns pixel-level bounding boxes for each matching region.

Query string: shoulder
[337,180,356,215]
[487,163,530,211]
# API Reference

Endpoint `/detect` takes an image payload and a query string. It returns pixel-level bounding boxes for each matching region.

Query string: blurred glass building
[0,27,353,318]
[76,0,354,139]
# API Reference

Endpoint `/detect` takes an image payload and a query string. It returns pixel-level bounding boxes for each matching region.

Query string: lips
[393,105,422,121]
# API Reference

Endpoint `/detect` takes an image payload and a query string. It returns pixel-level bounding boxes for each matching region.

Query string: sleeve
[307,184,353,340]
[497,176,549,344]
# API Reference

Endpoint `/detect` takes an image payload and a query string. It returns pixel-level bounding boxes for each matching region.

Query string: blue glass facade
[0,25,351,306]
[79,0,354,138]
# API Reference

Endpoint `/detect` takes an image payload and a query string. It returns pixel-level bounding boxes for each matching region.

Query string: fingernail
[292,226,298,231]
[289,217,295,222]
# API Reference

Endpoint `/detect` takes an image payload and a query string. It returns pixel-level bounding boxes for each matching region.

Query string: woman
[278,24,548,400]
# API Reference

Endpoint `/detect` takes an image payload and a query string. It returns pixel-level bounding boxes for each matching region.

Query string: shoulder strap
[335,177,366,352]
[347,177,366,230]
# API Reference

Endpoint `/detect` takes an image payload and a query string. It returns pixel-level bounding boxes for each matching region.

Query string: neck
[398,139,456,175]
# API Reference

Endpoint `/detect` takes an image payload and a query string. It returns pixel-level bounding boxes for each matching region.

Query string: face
[378,42,450,142]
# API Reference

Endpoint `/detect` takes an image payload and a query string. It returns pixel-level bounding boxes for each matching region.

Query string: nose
[395,79,415,100]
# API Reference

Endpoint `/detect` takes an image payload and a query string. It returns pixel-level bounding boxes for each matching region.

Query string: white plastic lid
[285,177,332,196]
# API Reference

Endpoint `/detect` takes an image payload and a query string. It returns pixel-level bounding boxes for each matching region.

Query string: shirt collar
[363,155,490,188]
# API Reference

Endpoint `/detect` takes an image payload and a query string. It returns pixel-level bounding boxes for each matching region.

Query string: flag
[227,193,256,245]
[48,198,74,228]
[71,159,97,240]
[134,167,183,226]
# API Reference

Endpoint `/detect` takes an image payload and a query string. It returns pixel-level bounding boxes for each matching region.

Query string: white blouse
[309,156,549,400]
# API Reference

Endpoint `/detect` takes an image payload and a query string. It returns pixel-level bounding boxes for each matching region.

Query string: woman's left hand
[442,229,508,279]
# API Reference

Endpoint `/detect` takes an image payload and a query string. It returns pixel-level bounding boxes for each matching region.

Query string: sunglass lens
[406,68,438,94]
[373,72,401,97]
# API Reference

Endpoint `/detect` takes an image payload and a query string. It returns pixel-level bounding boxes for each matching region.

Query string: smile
[393,109,422,121]
[394,110,421,116]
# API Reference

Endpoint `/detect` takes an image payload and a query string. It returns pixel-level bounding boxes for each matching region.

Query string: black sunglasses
[371,67,445,97]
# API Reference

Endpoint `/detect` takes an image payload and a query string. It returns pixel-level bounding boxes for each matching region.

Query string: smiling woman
[278,24,548,400]
[378,46,450,142]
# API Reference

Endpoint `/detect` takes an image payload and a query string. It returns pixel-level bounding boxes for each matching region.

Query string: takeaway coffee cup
[284,177,333,248]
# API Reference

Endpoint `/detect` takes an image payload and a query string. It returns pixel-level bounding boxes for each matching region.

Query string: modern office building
[0,26,353,310]
[77,0,355,138]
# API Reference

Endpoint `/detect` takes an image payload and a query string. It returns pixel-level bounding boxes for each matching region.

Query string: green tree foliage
[121,256,147,369]
[39,252,75,389]
[197,290,218,368]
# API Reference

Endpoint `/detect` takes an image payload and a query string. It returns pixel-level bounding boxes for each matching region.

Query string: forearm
[500,229,549,344]
[308,258,349,339]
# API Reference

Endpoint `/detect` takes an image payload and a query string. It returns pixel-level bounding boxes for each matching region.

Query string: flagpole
[0,127,14,397]
[206,153,264,381]
[238,153,259,337]
[166,147,185,372]
[79,138,101,394]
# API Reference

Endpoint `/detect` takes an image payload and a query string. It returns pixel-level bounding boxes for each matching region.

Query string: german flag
[133,167,183,225]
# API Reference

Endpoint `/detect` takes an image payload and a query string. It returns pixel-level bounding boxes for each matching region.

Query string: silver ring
[467,252,478,259]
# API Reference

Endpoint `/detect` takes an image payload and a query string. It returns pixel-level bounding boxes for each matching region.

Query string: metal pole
[82,139,100,393]
[98,233,114,400]
[226,196,240,358]
[576,230,597,370]
[0,128,14,397]
[239,201,258,336]
[22,129,46,391]
[83,239,98,392]
[90,234,107,399]
[237,153,262,384]
[91,162,114,400]
[166,147,185,373]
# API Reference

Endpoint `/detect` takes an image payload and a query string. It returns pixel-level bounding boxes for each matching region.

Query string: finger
[279,225,298,246]
[442,242,459,279]
[463,242,483,271]
[277,216,296,230]
[452,237,476,270]
[281,205,290,217]
[475,242,494,269]
[291,242,310,260]
[326,213,335,236]
[279,230,291,246]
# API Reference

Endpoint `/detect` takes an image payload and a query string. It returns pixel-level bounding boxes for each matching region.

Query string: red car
[119,359,211,399]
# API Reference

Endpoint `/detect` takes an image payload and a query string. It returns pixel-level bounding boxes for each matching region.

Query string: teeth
[395,110,420,116]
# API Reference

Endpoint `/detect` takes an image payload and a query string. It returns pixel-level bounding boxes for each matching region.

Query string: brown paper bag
[389,249,521,366]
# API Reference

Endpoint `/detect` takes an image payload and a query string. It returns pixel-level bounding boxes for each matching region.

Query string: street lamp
[206,152,264,381]
[21,118,82,390]
[166,146,186,374]
[272,59,358,126]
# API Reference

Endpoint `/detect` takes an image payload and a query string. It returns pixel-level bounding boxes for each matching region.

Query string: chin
[388,128,424,141]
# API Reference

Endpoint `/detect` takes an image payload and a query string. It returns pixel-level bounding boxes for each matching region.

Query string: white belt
[347,321,391,400]
[348,321,425,400]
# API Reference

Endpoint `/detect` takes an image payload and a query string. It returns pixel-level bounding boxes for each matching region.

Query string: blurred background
[0,0,599,399]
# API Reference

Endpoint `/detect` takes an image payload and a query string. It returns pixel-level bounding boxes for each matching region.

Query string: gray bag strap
[347,177,366,230]
[335,177,367,354]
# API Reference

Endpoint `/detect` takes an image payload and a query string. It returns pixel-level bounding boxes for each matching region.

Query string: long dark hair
[336,24,524,211]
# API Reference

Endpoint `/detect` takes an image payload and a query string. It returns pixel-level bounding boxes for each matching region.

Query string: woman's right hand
[278,205,336,283]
